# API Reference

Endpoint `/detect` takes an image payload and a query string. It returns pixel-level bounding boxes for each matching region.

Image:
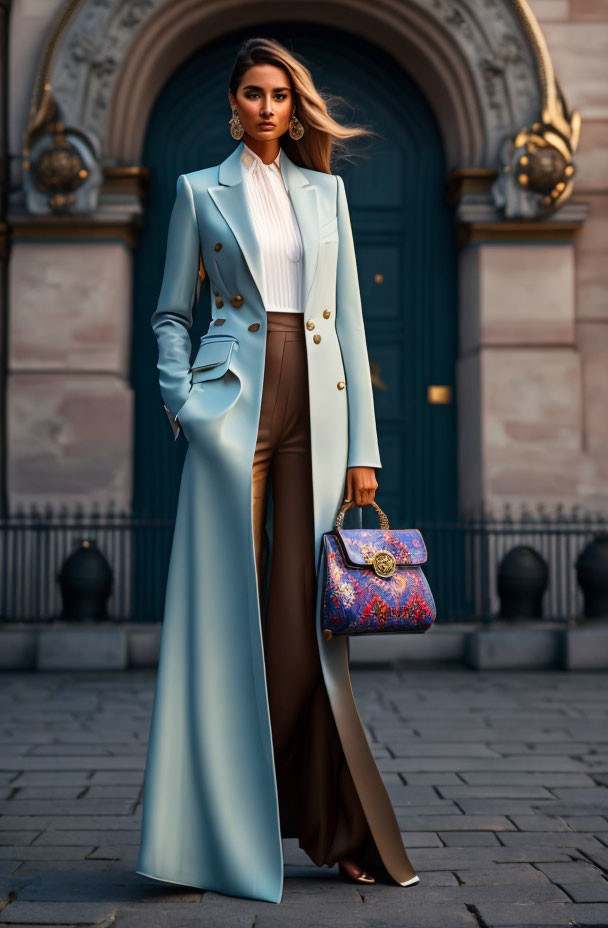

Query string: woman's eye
[244,93,288,101]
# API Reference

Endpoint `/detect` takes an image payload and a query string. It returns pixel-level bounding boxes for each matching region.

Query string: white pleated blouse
[240,142,304,313]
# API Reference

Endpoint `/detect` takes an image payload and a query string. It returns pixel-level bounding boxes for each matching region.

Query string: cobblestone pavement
[1,667,608,928]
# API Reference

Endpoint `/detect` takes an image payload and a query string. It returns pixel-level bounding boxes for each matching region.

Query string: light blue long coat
[136,140,417,902]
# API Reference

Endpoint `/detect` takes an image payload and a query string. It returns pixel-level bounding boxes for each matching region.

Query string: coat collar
[208,140,320,313]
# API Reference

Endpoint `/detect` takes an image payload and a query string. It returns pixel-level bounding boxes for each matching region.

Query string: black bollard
[497,545,548,620]
[57,538,113,621]
[576,533,608,619]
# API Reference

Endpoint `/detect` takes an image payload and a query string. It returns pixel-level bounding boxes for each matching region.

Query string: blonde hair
[228,37,378,174]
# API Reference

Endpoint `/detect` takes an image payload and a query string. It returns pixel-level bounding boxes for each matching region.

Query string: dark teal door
[131,25,458,614]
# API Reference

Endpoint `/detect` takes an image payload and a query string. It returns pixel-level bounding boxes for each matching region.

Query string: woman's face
[229,64,294,142]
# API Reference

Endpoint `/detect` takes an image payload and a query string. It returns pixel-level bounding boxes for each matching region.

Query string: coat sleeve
[151,173,200,441]
[334,174,382,470]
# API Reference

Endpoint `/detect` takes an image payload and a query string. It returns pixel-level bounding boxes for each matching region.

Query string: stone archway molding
[21,0,580,219]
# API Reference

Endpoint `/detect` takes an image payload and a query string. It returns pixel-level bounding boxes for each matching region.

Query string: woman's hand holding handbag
[318,500,436,639]
[346,466,378,507]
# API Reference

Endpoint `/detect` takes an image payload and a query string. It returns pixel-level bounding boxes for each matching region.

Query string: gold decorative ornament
[229,108,244,140]
[323,309,331,319]
[288,113,304,141]
[492,1,581,216]
[231,294,243,308]
[337,381,345,390]
[36,133,86,193]
[371,550,397,579]
[313,334,321,344]
[214,242,222,251]
[512,124,577,209]
[21,81,104,214]
[306,320,315,330]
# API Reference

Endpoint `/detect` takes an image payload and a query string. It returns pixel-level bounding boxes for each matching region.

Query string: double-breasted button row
[213,287,242,310]
[211,318,259,331]
[304,309,343,389]
[307,309,332,338]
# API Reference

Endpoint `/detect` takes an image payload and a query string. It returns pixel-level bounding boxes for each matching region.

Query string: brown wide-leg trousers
[251,311,375,868]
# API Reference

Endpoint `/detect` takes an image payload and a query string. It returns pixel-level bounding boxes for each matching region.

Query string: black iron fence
[0,502,606,623]
[0,505,175,623]
[415,504,607,622]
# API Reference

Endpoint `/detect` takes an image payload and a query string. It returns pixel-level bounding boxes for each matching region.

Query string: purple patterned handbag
[319,500,436,639]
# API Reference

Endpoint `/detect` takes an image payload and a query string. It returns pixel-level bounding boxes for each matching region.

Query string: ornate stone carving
[493,81,581,218]
[491,1,581,217]
[431,0,539,141]
[22,84,102,215]
[21,0,580,220]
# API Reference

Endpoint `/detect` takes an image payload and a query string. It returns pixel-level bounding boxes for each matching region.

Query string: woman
[137,37,418,903]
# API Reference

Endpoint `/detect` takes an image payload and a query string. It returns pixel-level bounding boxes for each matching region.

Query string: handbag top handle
[334,499,390,531]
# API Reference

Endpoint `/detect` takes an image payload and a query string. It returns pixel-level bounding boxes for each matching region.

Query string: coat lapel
[281,151,320,314]
[207,140,320,312]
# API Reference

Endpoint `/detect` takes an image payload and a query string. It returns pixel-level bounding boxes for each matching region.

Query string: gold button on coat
[313,334,321,344]
[337,381,345,390]
[248,322,260,332]
[214,242,222,251]
[306,320,315,330]
[215,296,224,308]
[214,318,225,326]
[232,294,244,308]
[323,309,331,319]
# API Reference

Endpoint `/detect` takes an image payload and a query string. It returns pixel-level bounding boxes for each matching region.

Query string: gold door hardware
[427,385,452,404]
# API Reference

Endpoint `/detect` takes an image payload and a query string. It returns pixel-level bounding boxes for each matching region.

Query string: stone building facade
[1,0,606,517]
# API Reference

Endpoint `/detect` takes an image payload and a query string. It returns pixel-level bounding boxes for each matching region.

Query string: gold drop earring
[289,112,304,140]
[229,108,244,140]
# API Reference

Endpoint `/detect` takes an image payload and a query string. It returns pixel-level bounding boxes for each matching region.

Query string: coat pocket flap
[190,337,236,372]
[335,528,428,566]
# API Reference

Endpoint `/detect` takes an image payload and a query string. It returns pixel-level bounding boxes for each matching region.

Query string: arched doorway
[132,24,458,529]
